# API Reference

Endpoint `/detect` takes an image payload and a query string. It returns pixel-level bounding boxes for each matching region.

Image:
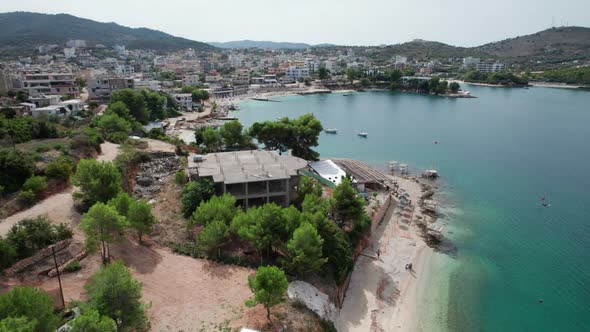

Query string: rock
[136,177,153,187]
[287,280,338,324]
[148,199,156,205]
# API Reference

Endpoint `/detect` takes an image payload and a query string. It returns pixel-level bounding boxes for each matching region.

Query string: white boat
[357,132,368,137]
[324,128,338,134]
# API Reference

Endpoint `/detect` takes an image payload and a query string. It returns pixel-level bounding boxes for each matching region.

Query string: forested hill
[0,12,214,51]
[473,27,590,62]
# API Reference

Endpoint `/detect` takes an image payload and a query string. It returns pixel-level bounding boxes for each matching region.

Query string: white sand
[337,176,436,332]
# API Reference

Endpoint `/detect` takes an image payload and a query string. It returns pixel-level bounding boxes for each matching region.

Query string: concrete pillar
[266,180,270,204]
[245,182,249,209]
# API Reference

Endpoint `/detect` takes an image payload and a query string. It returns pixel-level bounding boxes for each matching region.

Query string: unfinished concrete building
[188,150,308,208]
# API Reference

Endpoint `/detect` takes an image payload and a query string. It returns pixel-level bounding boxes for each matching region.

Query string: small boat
[343,94,350,96]
[324,128,338,134]
[357,132,368,137]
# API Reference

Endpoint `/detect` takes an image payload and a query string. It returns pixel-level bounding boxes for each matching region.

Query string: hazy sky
[1,0,589,46]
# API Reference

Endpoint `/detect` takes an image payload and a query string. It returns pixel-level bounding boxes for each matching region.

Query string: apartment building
[476,62,506,73]
[172,93,193,111]
[88,77,134,102]
[233,69,250,86]
[21,73,79,97]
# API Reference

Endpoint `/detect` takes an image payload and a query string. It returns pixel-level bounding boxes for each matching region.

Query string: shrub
[105,131,129,144]
[0,287,60,332]
[0,149,34,193]
[64,261,81,272]
[71,159,122,207]
[180,179,215,218]
[147,128,166,139]
[174,170,188,186]
[21,176,47,195]
[18,189,36,204]
[3,217,73,266]
[34,144,51,153]
[45,156,75,180]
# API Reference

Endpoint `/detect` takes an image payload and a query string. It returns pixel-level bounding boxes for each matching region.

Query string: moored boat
[357,132,368,137]
[324,128,338,134]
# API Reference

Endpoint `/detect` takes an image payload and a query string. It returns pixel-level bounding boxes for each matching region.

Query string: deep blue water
[231,86,590,331]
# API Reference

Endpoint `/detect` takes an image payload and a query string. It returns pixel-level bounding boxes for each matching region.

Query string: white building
[133,79,161,91]
[31,99,85,118]
[115,65,135,76]
[395,55,408,64]
[324,60,338,73]
[476,63,505,73]
[463,57,481,66]
[284,66,309,80]
[66,40,86,48]
[64,48,76,59]
[233,69,250,86]
[183,74,201,87]
[173,93,193,111]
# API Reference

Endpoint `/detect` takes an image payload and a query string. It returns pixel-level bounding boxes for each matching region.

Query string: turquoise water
[231,87,590,331]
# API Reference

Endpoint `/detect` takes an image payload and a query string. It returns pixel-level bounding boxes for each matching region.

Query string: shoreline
[337,175,441,331]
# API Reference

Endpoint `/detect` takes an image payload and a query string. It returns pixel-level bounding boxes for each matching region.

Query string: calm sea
[231,86,590,331]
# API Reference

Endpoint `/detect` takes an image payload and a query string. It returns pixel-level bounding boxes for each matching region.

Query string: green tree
[71,159,122,207]
[190,194,237,227]
[141,90,167,120]
[202,127,223,152]
[80,203,128,264]
[345,68,357,83]
[19,176,47,203]
[0,287,59,332]
[180,179,215,218]
[198,220,229,257]
[0,149,34,193]
[194,127,205,145]
[297,176,322,203]
[318,67,329,80]
[86,261,148,330]
[246,266,289,321]
[301,193,331,216]
[107,192,133,217]
[449,82,460,92]
[332,177,365,227]
[127,200,156,243]
[231,203,288,258]
[111,89,149,124]
[69,309,117,332]
[104,101,132,121]
[219,120,244,147]
[97,113,132,136]
[0,316,36,332]
[283,221,327,275]
[248,114,323,160]
[312,213,353,282]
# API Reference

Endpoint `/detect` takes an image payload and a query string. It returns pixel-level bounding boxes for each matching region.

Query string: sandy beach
[337,176,437,332]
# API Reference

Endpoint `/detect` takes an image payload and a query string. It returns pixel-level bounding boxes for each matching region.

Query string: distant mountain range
[0,11,588,64]
[0,12,213,52]
[208,40,335,49]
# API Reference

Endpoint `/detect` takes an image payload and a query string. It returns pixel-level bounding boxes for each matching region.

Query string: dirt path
[0,142,121,236]
[0,189,76,237]
[96,142,120,162]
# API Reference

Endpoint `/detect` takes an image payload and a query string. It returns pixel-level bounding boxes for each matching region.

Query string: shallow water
[232,86,590,331]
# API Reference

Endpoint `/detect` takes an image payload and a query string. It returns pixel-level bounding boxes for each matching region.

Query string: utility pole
[51,246,65,309]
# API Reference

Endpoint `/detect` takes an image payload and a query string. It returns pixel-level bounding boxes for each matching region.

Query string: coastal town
[0,7,590,332]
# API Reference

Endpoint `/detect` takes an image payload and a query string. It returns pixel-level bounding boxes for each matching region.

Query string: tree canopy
[246,266,289,321]
[85,261,148,330]
[284,221,327,275]
[71,159,122,207]
[248,113,323,160]
[0,149,34,193]
[127,199,156,242]
[81,203,128,264]
[0,287,59,332]
[69,309,117,332]
[190,194,237,227]
[180,179,215,218]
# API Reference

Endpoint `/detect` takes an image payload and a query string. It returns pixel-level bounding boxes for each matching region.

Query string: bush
[180,179,215,218]
[70,127,103,157]
[18,189,36,204]
[21,176,47,195]
[105,131,129,144]
[34,144,51,153]
[2,218,72,267]
[0,149,34,193]
[147,128,166,139]
[174,170,187,185]
[64,261,81,272]
[45,156,74,180]
[0,287,60,332]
